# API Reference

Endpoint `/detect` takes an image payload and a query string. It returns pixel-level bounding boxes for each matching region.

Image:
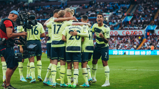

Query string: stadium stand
[1,0,159,51]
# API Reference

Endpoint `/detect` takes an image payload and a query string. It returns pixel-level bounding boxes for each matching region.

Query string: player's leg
[29,56,36,83]
[72,53,80,88]
[27,41,36,83]
[50,47,59,87]
[36,56,42,81]
[66,52,72,87]
[80,53,89,87]
[56,61,61,81]
[3,47,18,88]
[92,47,101,83]
[43,59,52,85]
[43,43,52,85]
[36,41,43,81]
[26,60,32,80]
[50,58,58,87]
[67,62,72,87]
[18,46,27,82]
[87,53,93,84]
[59,47,67,87]
[18,59,27,82]
[1,56,6,87]
[101,47,110,87]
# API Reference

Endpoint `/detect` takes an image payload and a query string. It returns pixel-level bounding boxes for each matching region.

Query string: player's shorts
[47,43,51,58]
[93,46,109,61]
[0,45,18,69]
[81,52,93,62]
[18,46,29,59]
[66,52,81,62]
[27,40,42,57]
[51,47,65,60]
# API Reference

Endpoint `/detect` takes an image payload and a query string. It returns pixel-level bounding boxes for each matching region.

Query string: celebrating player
[62,21,89,88]
[43,9,59,86]
[91,12,110,87]
[20,12,45,83]
[80,15,94,87]
[46,10,67,87]
[43,9,77,86]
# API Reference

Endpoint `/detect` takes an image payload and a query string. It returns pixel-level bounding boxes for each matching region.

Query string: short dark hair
[53,9,60,14]
[81,15,88,21]
[97,12,103,17]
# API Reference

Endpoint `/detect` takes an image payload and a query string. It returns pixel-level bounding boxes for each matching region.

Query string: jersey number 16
[31,26,38,35]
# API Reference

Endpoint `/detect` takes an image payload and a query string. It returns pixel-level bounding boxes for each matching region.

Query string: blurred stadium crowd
[0,0,159,51]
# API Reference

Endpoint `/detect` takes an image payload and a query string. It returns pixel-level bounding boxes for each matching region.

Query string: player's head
[58,10,65,18]
[28,12,36,20]
[8,10,19,22]
[81,15,88,23]
[53,9,60,18]
[96,12,104,25]
[64,8,74,17]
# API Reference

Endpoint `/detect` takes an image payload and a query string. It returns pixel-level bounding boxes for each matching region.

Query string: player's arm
[82,37,84,42]
[72,22,91,27]
[70,26,89,37]
[6,28,26,38]
[62,35,66,42]
[92,24,95,32]
[41,33,45,37]
[62,28,67,41]
[40,24,46,37]
[54,17,77,22]
[70,30,88,37]
[44,17,52,26]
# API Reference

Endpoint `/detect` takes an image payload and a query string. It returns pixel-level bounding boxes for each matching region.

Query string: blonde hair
[65,8,74,15]
[58,10,65,17]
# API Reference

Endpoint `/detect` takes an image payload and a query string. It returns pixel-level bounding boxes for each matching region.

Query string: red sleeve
[3,20,13,28]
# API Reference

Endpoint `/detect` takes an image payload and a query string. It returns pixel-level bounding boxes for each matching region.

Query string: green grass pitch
[0,54,159,89]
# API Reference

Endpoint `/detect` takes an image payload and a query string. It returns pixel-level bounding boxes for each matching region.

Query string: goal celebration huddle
[1,8,110,88]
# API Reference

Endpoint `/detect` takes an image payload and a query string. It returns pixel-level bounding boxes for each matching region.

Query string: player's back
[51,22,64,47]
[26,22,45,41]
[47,17,56,43]
[82,25,94,53]
[64,25,83,53]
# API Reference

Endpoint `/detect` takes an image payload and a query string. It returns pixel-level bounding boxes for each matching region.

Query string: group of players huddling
[1,8,110,88]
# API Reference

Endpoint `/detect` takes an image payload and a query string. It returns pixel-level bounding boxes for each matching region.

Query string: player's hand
[20,46,23,53]
[72,16,78,21]
[99,33,104,38]
[87,23,91,27]
[21,32,27,36]
[70,30,78,36]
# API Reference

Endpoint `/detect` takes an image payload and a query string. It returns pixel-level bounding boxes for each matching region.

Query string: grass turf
[0,54,159,89]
